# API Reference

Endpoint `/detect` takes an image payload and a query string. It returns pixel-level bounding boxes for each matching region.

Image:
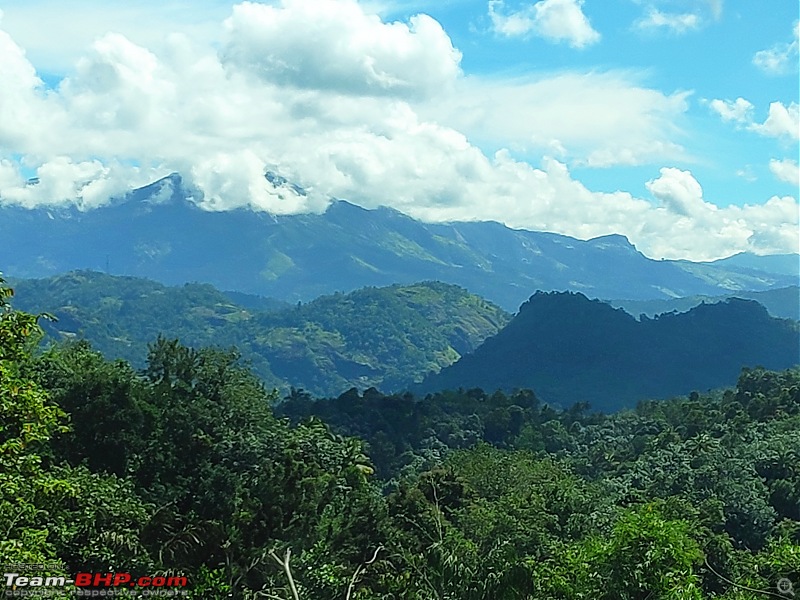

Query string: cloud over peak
[0,0,796,261]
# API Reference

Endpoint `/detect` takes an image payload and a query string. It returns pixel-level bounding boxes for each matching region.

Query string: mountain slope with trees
[10,271,510,396]
[421,291,800,411]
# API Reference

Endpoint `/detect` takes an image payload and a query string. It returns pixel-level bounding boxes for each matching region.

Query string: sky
[0,0,798,260]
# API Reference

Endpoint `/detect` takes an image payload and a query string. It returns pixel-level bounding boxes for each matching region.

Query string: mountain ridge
[420,290,800,411]
[1,173,797,311]
[10,271,510,396]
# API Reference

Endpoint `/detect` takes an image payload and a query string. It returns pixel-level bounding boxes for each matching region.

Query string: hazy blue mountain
[420,291,800,411]
[220,290,291,313]
[1,173,797,311]
[708,252,800,278]
[609,285,800,321]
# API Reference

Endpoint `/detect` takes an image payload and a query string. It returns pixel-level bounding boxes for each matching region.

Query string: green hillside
[10,271,510,396]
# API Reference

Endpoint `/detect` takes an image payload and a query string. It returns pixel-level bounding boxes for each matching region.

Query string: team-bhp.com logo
[4,571,188,597]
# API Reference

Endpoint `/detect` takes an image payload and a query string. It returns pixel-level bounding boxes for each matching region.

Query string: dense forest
[10,271,510,396]
[2,275,799,598]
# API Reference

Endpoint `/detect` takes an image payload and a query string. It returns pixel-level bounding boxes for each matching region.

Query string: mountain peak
[124,172,195,207]
[421,293,798,410]
[586,233,638,252]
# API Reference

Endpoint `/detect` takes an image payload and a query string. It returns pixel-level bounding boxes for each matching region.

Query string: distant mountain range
[1,173,797,311]
[420,291,800,411]
[610,285,799,322]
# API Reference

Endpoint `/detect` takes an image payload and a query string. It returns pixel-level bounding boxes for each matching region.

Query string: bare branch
[345,546,384,600]
[269,549,300,600]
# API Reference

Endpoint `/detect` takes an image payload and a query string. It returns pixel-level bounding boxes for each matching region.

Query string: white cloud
[488,0,600,48]
[632,1,722,34]
[646,167,708,218]
[0,0,796,261]
[0,0,229,74]
[706,0,723,20]
[709,98,799,141]
[770,158,800,186]
[221,0,462,98]
[753,21,800,75]
[750,102,800,141]
[708,97,753,124]
[635,9,700,34]
[643,168,798,259]
[0,156,138,210]
[735,166,756,183]
[426,72,691,167]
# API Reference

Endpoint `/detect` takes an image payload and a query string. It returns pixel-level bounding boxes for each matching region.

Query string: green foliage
[528,504,704,600]
[0,275,156,579]
[0,275,69,564]
[600,503,704,599]
[4,270,799,599]
[12,271,510,396]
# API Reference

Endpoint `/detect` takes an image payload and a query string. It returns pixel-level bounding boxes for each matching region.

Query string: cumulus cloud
[221,0,461,98]
[753,21,800,75]
[770,158,800,186]
[0,0,229,74]
[0,0,796,261]
[646,167,708,218]
[0,157,135,210]
[750,102,800,141]
[709,98,799,141]
[488,0,600,48]
[635,9,700,34]
[708,97,753,123]
[643,168,798,259]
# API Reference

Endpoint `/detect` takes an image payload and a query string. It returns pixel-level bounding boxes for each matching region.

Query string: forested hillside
[2,277,799,599]
[11,271,510,396]
[423,291,800,411]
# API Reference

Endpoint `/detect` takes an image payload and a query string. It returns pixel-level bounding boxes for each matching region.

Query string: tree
[1,276,154,573]
[0,275,70,564]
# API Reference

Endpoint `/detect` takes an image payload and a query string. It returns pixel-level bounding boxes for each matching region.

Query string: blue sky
[0,0,797,260]
[394,0,799,204]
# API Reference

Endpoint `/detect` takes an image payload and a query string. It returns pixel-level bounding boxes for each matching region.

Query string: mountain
[1,173,797,312]
[10,271,510,396]
[610,285,800,321]
[420,291,800,411]
[708,252,800,278]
